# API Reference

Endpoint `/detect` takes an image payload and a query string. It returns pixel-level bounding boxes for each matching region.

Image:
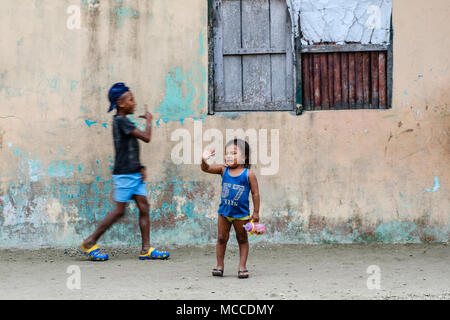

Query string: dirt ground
[0,243,448,300]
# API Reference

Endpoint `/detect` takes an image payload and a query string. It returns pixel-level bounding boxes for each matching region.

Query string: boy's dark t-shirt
[112,115,142,175]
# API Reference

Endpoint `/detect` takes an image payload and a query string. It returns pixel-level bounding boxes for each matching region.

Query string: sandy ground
[0,243,449,300]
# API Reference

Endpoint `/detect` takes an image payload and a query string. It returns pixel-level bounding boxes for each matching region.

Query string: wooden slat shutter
[301,51,389,110]
[213,0,295,112]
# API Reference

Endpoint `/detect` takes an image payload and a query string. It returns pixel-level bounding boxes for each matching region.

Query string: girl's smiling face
[118,91,137,114]
[225,144,244,168]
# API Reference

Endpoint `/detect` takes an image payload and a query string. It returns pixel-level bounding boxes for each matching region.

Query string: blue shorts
[112,173,147,203]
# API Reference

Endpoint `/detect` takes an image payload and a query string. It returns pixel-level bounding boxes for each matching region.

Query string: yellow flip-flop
[80,244,109,261]
[139,247,170,260]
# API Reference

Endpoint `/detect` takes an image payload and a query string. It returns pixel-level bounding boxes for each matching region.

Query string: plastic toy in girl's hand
[243,221,266,236]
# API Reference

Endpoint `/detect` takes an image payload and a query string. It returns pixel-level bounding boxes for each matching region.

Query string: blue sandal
[139,247,170,260]
[80,244,109,261]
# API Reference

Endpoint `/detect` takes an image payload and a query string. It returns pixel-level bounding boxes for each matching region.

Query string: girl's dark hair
[225,138,251,169]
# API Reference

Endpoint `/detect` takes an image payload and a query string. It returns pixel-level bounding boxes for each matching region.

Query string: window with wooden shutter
[208,0,393,114]
[296,0,393,111]
[301,49,390,110]
[211,0,295,112]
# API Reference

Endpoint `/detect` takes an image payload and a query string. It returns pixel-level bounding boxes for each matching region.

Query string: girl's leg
[216,215,232,271]
[133,195,151,255]
[233,219,250,274]
[83,202,127,249]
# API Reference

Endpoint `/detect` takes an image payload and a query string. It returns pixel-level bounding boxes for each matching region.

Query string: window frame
[208,0,299,115]
[208,1,393,114]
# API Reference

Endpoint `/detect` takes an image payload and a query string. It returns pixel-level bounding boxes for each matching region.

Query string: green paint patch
[425,176,440,193]
[28,159,42,182]
[0,83,24,98]
[49,77,59,89]
[47,161,74,179]
[198,33,205,56]
[85,120,97,127]
[115,7,139,26]
[70,80,79,91]
[156,63,206,125]
[374,221,418,243]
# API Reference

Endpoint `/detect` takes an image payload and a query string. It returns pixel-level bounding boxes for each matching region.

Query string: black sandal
[238,270,249,279]
[212,268,224,277]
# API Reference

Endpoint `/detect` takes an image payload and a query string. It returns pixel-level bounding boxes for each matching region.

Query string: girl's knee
[236,234,248,245]
[217,233,229,245]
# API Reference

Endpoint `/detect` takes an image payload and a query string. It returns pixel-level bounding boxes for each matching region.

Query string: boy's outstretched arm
[248,170,260,223]
[131,112,152,143]
[201,149,224,175]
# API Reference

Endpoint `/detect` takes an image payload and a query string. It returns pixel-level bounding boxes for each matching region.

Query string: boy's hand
[139,111,153,121]
[141,167,147,181]
[202,149,215,161]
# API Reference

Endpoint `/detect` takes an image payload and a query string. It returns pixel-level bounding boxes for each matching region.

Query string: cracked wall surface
[289,0,392,45]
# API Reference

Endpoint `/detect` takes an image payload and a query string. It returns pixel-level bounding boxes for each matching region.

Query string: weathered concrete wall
[0,0,448,247]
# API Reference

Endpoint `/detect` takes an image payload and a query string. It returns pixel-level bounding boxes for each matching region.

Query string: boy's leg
[133,195,151,255]
[216,215,232,271]
[233,219,250,275]
[83,201,127,249]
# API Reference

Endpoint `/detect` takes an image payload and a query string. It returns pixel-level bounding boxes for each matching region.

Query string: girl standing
[201,139,260,278]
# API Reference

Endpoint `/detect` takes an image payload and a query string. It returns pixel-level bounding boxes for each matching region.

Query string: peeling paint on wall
[115,6,140,26]
[289,0,392,44]
[198,32,205,56]
[156,62,207,125]
[425,177,440,193]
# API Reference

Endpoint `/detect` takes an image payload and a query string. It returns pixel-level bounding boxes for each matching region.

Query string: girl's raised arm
[201,149,225,175]
[248,170,260,223]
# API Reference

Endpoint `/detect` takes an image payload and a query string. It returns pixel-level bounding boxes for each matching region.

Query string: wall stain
[0,130,4,150]
[156,62,207,125]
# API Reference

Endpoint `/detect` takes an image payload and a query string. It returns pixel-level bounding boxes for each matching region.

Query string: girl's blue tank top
[218,167,250,218]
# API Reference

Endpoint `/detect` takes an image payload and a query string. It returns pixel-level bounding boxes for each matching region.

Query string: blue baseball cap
[108,82,130,112]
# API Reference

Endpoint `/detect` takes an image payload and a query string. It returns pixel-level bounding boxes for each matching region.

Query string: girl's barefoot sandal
[238,269,249,279]
[212,268,224,277]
